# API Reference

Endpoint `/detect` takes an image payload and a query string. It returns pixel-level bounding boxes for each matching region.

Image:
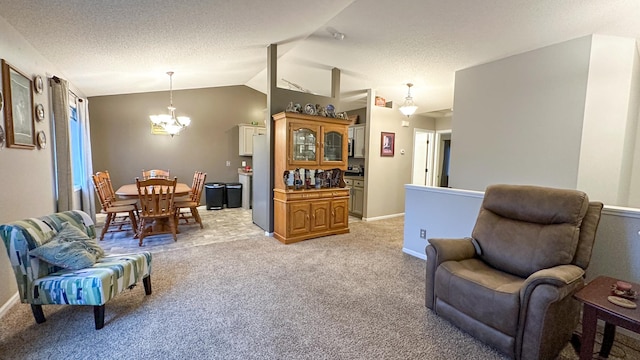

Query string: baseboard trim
[0,292,19,320]
[363,212,404,222]
[403,247,426,260]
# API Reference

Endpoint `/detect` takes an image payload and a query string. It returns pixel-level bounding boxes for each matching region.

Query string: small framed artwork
[380,132,395,157]
[1,59,35,149]
[151,123,169,135]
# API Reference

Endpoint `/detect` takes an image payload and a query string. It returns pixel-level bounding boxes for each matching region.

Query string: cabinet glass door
[322,127,344,164]
[291,125,318,163]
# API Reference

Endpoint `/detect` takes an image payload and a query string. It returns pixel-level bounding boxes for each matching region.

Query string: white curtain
[51,76,73,211]
[77,97,96,222]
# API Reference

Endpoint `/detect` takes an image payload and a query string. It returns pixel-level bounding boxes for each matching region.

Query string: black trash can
[225,182,242,208]
[205,182,226,210]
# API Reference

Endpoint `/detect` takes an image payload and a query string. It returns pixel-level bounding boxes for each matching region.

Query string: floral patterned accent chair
[0,210,152,329]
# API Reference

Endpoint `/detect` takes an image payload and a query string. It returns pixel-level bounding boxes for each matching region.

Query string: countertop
[238,169,253,176]
[344,175,365,181]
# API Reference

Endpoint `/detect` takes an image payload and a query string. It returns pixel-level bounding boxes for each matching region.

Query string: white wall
[403,186,640,283]
[403,185,482,259]
[578,35,640,206]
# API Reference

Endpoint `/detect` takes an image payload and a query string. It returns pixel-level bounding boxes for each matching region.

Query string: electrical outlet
[226,161,231,166]
[420,229,426,239]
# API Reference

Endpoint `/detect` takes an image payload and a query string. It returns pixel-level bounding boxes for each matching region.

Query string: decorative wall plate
[35,103,45,121]
[34,75,44,94]
[0,125,4,149]
[37,130,46,149]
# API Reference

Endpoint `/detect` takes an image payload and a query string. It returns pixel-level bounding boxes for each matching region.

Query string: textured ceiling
[0,0,639,114]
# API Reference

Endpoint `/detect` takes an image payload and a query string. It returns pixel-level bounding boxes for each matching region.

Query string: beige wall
[89,86,266,196]
[363,90,436,220]
[0,16,71,311]
[450,35,591,191]
[450,34,640,208]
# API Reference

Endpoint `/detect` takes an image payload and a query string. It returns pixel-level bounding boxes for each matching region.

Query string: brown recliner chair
[425,184,603,360]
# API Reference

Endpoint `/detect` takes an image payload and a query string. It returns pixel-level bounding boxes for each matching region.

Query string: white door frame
[412,128,435,186]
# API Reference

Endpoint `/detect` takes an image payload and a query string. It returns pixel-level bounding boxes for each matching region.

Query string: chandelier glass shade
[399,83,418,117]
[149,71,191,136]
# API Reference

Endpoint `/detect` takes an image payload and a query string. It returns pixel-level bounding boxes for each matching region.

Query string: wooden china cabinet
[272,111,351,244]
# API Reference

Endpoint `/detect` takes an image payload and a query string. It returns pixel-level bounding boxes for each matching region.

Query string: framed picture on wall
[380,132,394,157]
[151,123,169,135]
[1,59,35,149]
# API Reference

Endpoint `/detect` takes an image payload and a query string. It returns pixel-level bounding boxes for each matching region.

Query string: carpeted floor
[0,209,638,359]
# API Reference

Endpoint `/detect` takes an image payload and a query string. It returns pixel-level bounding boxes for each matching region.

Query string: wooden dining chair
[92,174,138,240]
[136,177,178,246]
[95,171,139,218]
[175,172,207,229]
[142,169,170,180]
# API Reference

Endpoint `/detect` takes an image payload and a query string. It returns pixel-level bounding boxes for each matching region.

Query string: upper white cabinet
[351,124,366,158]
[239,125,266,156]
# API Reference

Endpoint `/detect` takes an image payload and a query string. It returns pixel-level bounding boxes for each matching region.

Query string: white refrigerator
[251,134,269,231]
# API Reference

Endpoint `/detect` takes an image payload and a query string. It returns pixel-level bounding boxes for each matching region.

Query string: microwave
[347,138,354,157]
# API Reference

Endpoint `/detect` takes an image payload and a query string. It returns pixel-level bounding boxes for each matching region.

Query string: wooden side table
[574,275,640,359]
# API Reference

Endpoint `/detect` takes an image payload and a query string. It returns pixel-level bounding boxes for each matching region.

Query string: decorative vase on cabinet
[272,111,350,244]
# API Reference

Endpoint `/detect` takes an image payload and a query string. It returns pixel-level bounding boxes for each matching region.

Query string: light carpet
[0,209,637,359]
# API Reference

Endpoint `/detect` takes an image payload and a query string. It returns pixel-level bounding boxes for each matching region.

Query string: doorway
[434,131,452,187]
[412,129,435,186]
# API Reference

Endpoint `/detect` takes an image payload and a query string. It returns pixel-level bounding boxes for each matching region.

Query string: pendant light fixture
[399,83,418,117]
[149,71,191,136]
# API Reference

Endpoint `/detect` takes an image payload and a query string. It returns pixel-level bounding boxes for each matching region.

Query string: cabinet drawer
[287,192,321,200]
[344,179,353,186]
[330,190,349,198]
[354,180,364,188]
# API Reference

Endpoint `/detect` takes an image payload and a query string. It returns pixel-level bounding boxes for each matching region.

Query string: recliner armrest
[517,264,586,358]
[523,265,585,288]
[520,264,585,309]
[425,237,475,309]
[427,237,476,263]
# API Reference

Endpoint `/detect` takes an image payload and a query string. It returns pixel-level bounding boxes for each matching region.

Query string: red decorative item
[617,281,632,291]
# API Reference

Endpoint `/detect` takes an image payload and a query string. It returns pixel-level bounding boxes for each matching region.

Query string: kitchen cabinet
[345,178,353,212]
[238,124,266,156]
[272,111,351,244]
[351,179,364,216]
[345,177,364,217]
[351,124,366,158]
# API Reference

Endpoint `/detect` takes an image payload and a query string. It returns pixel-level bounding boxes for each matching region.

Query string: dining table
[115,182,192,199]
[115,182,192,236]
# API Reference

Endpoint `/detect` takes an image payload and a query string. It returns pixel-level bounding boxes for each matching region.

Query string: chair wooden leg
[192,207,203,229]
[31,304,46,324]
[138,219,147,246]
[169,214,178,242]
[94,305,105,329]
[143,276,152,295]
[100,213,114,240]
[129,210,138,234]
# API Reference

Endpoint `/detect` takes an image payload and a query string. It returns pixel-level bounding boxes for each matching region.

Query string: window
[69,98,82,188]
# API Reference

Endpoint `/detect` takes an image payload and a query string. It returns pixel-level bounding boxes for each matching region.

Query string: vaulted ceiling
[1,0,639,114]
